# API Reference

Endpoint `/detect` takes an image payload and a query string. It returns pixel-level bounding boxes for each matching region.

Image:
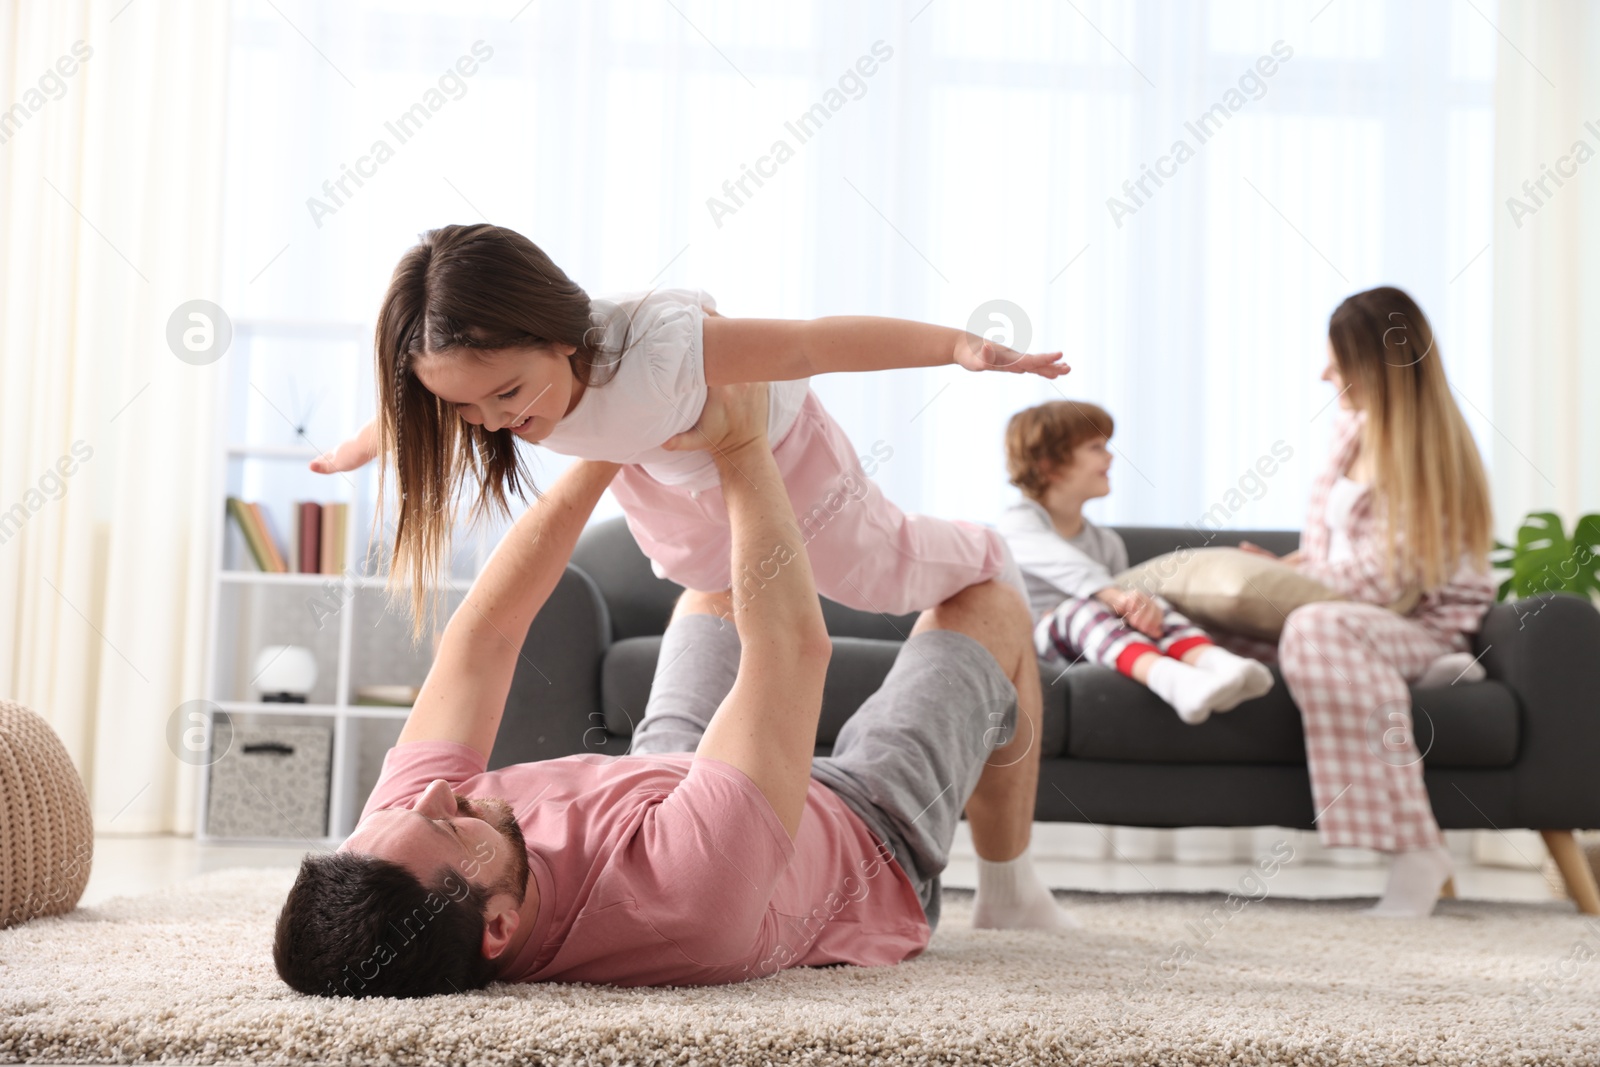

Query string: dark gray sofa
[492,517,1600,902]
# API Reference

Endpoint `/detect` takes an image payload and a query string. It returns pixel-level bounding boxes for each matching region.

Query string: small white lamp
[252,645,318,703]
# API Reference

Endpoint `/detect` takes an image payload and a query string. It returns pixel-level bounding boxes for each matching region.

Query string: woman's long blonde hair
[1329,286,1493,590]
[373,224,633,634]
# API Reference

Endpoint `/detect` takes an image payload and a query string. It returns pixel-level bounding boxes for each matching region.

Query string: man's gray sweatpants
[628,612,1020,932]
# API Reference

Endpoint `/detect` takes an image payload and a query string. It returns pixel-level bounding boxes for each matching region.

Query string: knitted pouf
[0,698,93,928]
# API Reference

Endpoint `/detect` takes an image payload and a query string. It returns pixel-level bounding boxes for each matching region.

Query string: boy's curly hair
[1004,400,1114,501]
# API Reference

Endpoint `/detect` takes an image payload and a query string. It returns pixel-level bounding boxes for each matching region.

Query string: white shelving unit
[196,320,489,848]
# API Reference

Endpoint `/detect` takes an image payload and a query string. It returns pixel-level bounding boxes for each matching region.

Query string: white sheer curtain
[0,0,232,832]
[223,0,1500,534]
[1490,0,1600,528]
[1472,0,1600,872]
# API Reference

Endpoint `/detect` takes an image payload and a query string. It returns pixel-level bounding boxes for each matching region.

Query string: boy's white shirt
[995,497,1129,623]
[537,287,810,491]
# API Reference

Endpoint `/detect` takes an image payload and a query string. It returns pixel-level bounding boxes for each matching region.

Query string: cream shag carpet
[2,867,1597,1066]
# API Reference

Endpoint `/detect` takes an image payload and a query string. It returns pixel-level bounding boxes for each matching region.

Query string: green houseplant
[1490,511,1600,603]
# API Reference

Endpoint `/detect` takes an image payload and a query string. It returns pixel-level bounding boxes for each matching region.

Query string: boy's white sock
[1032,616,1064,664]
[1414,651,1485,688]
[1192,645,1276,711]
[1145,657,1233,725]
[973,850,1082,931]
[1361,845,1453,918]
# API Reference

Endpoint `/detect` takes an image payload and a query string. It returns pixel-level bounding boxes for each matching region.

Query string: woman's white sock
[973,851,1081,931]
[1192,645,1276,711]
[1145,657,1233,724]
[1361,845,1453,918]
[1414,651,1485,688]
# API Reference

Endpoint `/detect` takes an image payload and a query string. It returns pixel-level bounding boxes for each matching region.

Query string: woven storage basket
[0,698,94,928]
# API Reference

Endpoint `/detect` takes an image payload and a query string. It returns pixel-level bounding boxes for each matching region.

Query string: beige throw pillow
[1114,547,1342,641]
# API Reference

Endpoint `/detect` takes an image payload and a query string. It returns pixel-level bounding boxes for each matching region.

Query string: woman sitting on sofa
[1237,285,1496,918]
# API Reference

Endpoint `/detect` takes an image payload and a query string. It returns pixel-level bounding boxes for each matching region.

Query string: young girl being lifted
[314,224,1066,621]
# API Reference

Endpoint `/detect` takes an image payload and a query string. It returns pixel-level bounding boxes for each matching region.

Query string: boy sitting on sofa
[998,400,1274,724]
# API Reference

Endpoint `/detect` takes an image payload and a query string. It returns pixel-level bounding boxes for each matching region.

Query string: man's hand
[1095,586,1165,640]
[953,335,1070,379]
[660,381,771,456]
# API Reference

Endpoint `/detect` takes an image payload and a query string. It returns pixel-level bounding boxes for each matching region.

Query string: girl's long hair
[1327,285,1493,590]
[374,224,628,633]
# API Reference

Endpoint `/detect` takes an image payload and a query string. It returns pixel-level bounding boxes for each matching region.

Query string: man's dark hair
[273,851,497,998]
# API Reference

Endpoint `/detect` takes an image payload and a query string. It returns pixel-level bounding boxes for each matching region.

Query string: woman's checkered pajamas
[1036,594,1211,675]
[1279,601,1464,851]
[1269,407,1494,853]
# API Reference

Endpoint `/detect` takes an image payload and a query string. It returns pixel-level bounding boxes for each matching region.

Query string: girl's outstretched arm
[309,418,379,474]
[702,315,1069,386]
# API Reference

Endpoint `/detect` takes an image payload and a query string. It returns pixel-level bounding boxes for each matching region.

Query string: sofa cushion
[572,517,925,643]
[602,636,906,745]
[1113,526,1300,568]
[570,521,683,642]
[1116,547,1342,640]
[1065,667,1520,768]
[599,637,665,737]
[602,635,1071,758]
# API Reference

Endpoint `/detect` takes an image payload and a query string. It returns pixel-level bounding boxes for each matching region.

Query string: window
[223,0,1498,535]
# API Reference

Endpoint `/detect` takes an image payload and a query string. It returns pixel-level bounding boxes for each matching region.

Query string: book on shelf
[226,498,350,575]
[248,502,289,572]
[354,684,420,707]
[225,497,281,572]
[319,502,348,575]
[297,502,321,575]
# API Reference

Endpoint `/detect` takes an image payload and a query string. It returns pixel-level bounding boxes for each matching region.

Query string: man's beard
[454,793,531,903]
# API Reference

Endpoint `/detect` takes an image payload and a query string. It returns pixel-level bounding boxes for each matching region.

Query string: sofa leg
[1439,876,1457,900]
[1540,830,1600,915]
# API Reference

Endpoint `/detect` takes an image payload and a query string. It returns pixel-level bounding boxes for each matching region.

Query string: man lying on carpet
[273,381,1075,998]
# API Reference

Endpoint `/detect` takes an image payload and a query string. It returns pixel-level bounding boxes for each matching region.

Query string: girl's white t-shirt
[537,288,810,491]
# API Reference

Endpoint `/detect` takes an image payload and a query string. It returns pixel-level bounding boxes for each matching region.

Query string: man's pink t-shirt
[360,742,931,987]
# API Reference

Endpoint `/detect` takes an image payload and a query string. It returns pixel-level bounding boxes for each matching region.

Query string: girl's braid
[392,330,409,490]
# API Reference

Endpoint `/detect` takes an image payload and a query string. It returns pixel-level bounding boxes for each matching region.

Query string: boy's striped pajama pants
[1034,594,1211,675]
